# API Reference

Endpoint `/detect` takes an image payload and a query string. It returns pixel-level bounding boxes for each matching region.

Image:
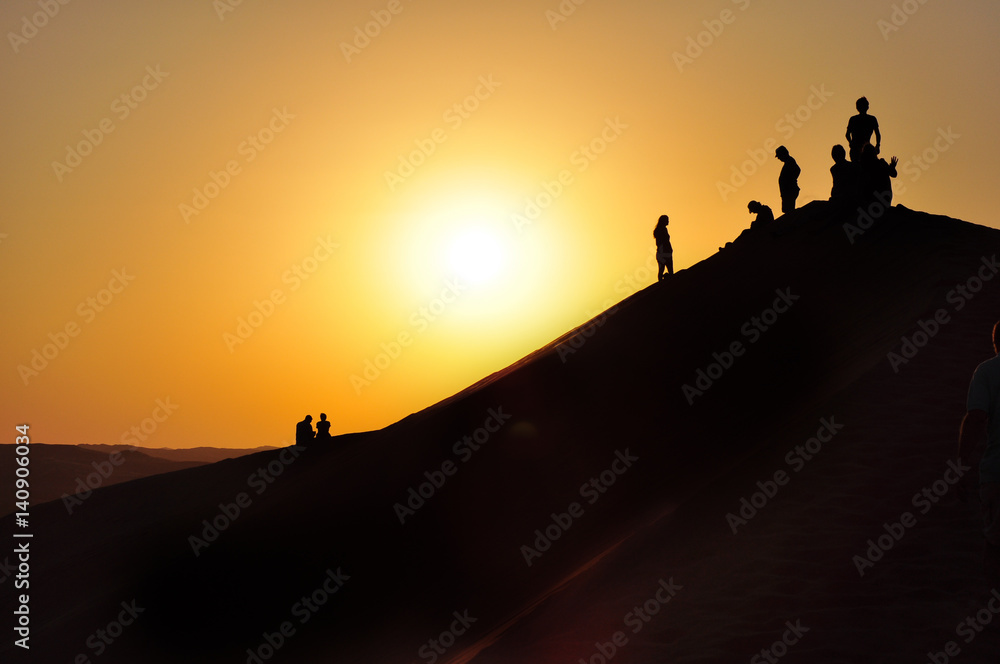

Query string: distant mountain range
[0,444,277,517]
[78,443,279,464]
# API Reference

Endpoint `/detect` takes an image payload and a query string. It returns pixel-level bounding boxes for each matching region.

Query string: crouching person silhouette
[747,201,774,229]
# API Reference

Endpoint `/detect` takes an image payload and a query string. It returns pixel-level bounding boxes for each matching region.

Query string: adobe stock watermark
[544,0,589,30]
[843,127,959,243]
[7,0,75,54]
[511,117,628,234]
[17,268,135,386]
[717,85,834,201]
[749,620,810,663]
[852,458,970,577]
[886,255,998,373]
[557,303,619,363]
[926,589,1000,663]
[558,246,664,363]
[223,235,339,352]
[51,65,169,182]
[213,0,247,21]
[682,287,799,405]
[73,599,145,662]
[384,75,501,191]
[520,449,638,567]
[393,407,512,524]
[878,0,933,41]
[188,445,306,557]
[726,416,844,534]
[62,398,179,514]
[349,276,467,394]
[577,577,682,664]
[340,0,411,63]
[673,0,753,73]
[899,126,960,186]
[244,567,351,664]
[179,107,295,223]
[417,610,477,664]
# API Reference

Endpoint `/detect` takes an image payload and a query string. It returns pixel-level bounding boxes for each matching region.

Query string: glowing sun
[447,227,509,285]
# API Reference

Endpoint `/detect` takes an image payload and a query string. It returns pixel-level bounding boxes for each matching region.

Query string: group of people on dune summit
[651,95,1000,595]
[654,96,898,282]
[767,96,900,215]
[296,413,332,445]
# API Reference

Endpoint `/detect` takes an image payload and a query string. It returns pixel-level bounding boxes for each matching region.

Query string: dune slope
[3,202,999,663]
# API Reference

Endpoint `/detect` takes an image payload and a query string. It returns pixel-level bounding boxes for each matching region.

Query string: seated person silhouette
[747,201,774,228]
[846,96,880,162]
[315,413,333,444]
[295,415,314,446]
[829,144,860,211]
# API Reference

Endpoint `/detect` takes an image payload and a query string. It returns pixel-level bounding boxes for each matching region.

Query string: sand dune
[3,202,999,663]
[0,444,206,517]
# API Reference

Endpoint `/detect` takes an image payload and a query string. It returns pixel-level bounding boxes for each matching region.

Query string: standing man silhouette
[846,97,881,162]
[959,321,1000,588]
[775,146,800,214]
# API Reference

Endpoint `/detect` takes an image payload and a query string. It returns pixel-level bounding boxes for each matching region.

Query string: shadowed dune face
[0,444,209,517]
[3,204,1000,662]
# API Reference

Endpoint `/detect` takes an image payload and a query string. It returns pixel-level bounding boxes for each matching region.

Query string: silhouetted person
[858,143,898,207]
[829,144,860,210]
[295,415,314,446]
[315,412,332,444]
[747,201,774,228]
[654,215,673,281]
[775,146,800,214]
[958,321,1000,588]
[846,96,881,162]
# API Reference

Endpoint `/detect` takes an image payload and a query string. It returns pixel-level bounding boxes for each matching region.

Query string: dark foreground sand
[3,202,999,663]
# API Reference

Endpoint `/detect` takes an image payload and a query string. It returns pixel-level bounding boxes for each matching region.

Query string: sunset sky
[2,0,998,449]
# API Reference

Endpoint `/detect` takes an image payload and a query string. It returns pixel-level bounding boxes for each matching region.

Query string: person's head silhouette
[832,145,846,162]
[775,145,790,162]
[305,414,313,423]
[856,97,869,114]
[657,214,669,228]
[320,413,327,421]
[748,201,761,214]
[861,143,879,161]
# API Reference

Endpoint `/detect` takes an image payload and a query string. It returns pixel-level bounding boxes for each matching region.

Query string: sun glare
[447,227,508,285]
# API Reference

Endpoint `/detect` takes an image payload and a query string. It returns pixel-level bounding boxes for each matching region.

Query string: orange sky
[2,0,998,448]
